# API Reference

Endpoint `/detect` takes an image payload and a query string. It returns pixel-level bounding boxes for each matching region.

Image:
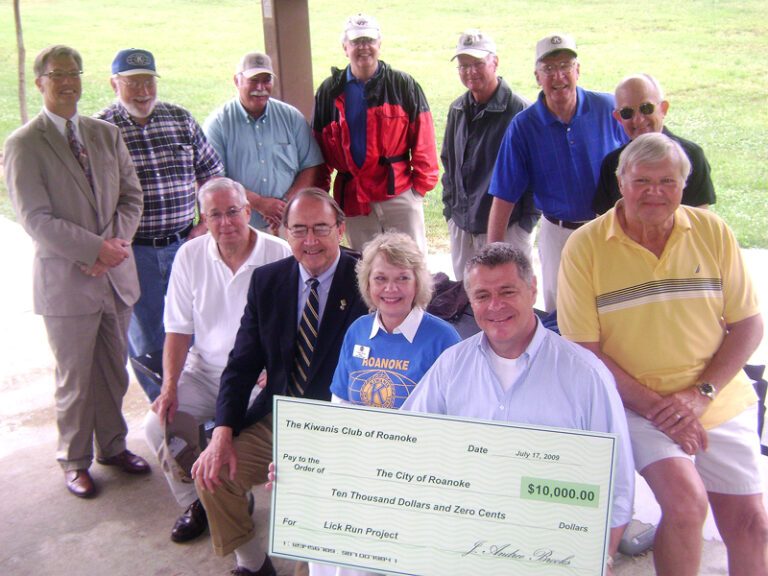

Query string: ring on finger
[674,412,682,420]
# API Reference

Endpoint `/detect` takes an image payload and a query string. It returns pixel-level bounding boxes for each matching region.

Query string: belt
[378,152,410,196]
[544,215,586,230]
[133,223,193,247]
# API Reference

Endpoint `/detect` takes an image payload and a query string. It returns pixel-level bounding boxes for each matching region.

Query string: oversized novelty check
[270,397,618,576]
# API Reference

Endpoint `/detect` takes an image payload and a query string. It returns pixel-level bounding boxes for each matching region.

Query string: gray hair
[197,177,248,211]
[356,231,433,312]
[282,187,345,228]
[463,243,534,292]
[616,132,691,184]
[34,45,83,77]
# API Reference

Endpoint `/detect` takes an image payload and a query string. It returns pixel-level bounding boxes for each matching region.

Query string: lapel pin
[340,299,347,310]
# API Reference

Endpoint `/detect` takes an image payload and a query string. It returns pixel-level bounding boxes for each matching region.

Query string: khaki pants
[345,188,427,254]
[44,288,132,471]
[448,218,533,281]
[197,418,273,557]
[538,217,576,313]
[144,355,221,508]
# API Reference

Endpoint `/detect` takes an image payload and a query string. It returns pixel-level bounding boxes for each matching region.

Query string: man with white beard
[203,51,324,233]
[96,48,224,401]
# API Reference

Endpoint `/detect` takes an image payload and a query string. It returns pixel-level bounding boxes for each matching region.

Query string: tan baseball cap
[452,29,497,61]
[236,51,275,78]
[536,33,577,62]
[343,13,382,41]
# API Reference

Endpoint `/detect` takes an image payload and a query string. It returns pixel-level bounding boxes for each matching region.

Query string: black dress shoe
[96,449,151,474]
[171,499,208,543]
[230,555,276,576]
[65,469,96,498]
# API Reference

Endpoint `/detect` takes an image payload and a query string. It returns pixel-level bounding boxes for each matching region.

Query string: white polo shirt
[164,228,292,370]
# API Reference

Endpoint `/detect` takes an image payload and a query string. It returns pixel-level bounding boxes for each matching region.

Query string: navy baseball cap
[111,48,160,76]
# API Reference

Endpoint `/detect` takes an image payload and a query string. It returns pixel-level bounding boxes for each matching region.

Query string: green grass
[2,0,767,248]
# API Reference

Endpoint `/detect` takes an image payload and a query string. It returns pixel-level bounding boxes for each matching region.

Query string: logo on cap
[551,36,562,45]
[126,52,152,66]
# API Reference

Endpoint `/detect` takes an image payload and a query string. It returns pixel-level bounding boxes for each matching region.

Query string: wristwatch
[696,381,717,400]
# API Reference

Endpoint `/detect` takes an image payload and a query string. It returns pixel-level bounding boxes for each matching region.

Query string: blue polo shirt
[489,87,627,222]
[344,64,378,168]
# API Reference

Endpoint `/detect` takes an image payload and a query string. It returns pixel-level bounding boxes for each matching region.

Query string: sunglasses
[617,102,658,120]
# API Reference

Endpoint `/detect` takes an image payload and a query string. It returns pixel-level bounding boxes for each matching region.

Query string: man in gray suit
[4,45,150,498]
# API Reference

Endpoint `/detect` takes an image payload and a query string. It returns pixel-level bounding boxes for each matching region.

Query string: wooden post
[261,0,314,121]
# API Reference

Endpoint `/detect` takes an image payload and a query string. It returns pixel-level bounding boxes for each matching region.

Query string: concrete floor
[0,375,736,576]
[2,215,765,575]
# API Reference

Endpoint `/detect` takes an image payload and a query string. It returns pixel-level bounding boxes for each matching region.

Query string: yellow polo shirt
[558,203,759,429]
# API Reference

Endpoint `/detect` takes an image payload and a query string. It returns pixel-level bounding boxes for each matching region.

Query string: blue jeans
[129,241,182,401]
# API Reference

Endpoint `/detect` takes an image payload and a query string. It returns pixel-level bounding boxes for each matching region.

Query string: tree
[14,0,28,125]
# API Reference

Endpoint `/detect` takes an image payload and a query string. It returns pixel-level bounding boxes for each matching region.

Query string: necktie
[66,120,93,189]
[290,278,320,396]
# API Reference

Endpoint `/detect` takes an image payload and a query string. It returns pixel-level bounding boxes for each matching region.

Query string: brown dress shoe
[96,449,151,474]
[171,499,208,543]
[65,469,96,498]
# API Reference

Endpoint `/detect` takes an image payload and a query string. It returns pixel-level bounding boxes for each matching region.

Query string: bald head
[616,74,664,101]
[613,74,669,140]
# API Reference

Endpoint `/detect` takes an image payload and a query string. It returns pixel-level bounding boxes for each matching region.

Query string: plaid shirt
[96,101,223,237]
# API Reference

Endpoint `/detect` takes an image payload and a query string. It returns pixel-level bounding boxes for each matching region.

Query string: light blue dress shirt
[402,319,634,527]
[203,97,324,228]
[296,251,341,329]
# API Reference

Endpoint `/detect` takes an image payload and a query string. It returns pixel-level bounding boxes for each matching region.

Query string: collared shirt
[489,87,628,222]
[43,108,91,184]
[42,107,79,139]
[297,251,341,328]
[164,228,291,370]
[402,319,635,528]
[203,97,324,229]
[96,101,223,238]
[331,309,461,408]
[440,78,539,234]
[370,306,424,342]
[558,203,759,429]
[593,126,716,214]
[344,64,378,168]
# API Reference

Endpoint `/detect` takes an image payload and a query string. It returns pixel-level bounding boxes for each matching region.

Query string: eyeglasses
[205,205,246,223]
[117,77,157,90]
[537,61,577,77]
[40,70,82,81]
[457,60,488,73]
[350,37,376,46]
[617,102,659,120]
[287,223,337,238]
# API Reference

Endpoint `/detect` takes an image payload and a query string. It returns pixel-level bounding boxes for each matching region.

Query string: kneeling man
[145,177,291,542]
[192,189,368,576]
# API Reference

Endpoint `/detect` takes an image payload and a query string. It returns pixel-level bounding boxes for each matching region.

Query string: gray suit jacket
[3,112,143,315]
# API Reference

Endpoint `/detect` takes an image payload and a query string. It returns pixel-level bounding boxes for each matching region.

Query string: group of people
[3,9,766,576]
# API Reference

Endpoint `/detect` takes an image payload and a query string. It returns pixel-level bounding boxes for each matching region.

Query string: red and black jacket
[312,61,439,217]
